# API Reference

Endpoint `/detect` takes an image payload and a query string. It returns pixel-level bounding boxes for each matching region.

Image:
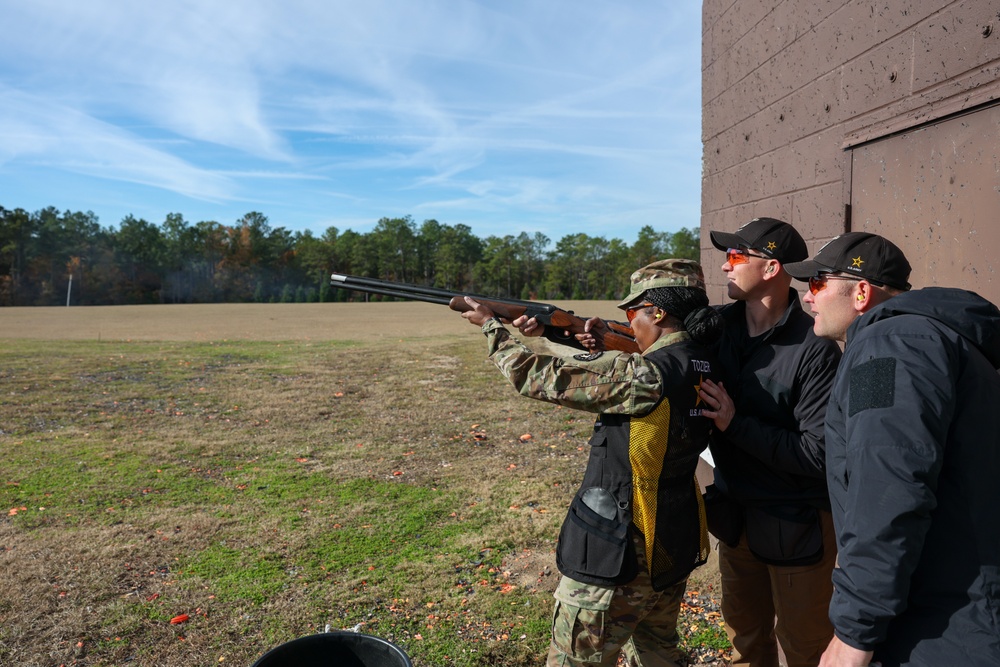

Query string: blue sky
[0,1,703,243]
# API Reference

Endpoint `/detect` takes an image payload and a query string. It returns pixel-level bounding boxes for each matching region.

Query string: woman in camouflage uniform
[461,259,724,667]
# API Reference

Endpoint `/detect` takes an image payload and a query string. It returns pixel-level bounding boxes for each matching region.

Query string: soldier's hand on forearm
[575,317,607,351]
[699,379,735,431]
[461,297,498,326]
[511,315,543,337]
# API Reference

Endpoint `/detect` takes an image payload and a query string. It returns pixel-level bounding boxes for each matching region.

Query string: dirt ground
[1,300,724,614]
[0,301,628,342]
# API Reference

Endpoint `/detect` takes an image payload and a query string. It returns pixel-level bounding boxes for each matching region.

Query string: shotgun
[329,273,639,354]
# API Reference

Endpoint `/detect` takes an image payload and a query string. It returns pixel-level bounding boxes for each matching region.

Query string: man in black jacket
[785,232,1000,666]
[700,218,843,667]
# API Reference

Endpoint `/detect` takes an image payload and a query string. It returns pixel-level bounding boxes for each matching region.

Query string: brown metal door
[849,104,1000,306]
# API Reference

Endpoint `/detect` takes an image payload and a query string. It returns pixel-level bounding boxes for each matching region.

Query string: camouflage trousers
[547,535,688,667]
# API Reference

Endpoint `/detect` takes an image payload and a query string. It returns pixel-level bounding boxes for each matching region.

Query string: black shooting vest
[555,338,720,591]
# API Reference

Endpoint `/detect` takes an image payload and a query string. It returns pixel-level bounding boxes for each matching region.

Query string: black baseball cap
[709,217,808,265]
[784,232,912,291]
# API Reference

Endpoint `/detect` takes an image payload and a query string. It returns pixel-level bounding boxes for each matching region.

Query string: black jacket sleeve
[826,321,955,650]
[725,335,841,478]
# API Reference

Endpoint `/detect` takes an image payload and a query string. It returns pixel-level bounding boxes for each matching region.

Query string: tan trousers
[718,510,836,667]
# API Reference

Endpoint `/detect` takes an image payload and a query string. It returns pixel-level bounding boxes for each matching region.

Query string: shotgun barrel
[330,274,557,314]
[329,273,639,353]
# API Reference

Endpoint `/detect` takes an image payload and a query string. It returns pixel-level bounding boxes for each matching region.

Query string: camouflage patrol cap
[616,259,706,309]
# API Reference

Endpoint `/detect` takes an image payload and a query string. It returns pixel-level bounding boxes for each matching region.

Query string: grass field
[0,303,727,666]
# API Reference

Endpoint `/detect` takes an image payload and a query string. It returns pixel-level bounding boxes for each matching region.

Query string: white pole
[66,274,73,306]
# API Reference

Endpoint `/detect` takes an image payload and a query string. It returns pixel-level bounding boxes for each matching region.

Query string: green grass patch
[0,334,729,666]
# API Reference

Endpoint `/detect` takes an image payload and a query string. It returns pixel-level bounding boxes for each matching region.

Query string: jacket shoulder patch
[573,351,604,362]
[848,357,896,417]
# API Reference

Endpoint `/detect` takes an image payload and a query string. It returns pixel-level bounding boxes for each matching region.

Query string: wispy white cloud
[0,86,236,200]
[0,0,703,238]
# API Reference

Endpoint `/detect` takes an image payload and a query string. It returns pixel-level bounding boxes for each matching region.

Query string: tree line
[0,205,700,306]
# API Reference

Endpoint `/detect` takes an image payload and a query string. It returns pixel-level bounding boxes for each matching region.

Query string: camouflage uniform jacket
[482,320,720,590]
[482,318,678,415]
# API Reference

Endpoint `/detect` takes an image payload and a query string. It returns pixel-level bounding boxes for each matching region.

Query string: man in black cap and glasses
[699,218,843,667]
[784,232,1000,667]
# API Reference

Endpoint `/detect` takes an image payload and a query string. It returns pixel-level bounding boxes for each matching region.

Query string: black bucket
[251,631,413,667]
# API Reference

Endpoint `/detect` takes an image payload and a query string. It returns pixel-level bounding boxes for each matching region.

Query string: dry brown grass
[0,302,722,666]
[0,301,627,342]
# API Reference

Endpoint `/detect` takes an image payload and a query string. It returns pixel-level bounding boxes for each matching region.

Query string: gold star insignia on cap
[766,241,777,251]
[851,256,864,268]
